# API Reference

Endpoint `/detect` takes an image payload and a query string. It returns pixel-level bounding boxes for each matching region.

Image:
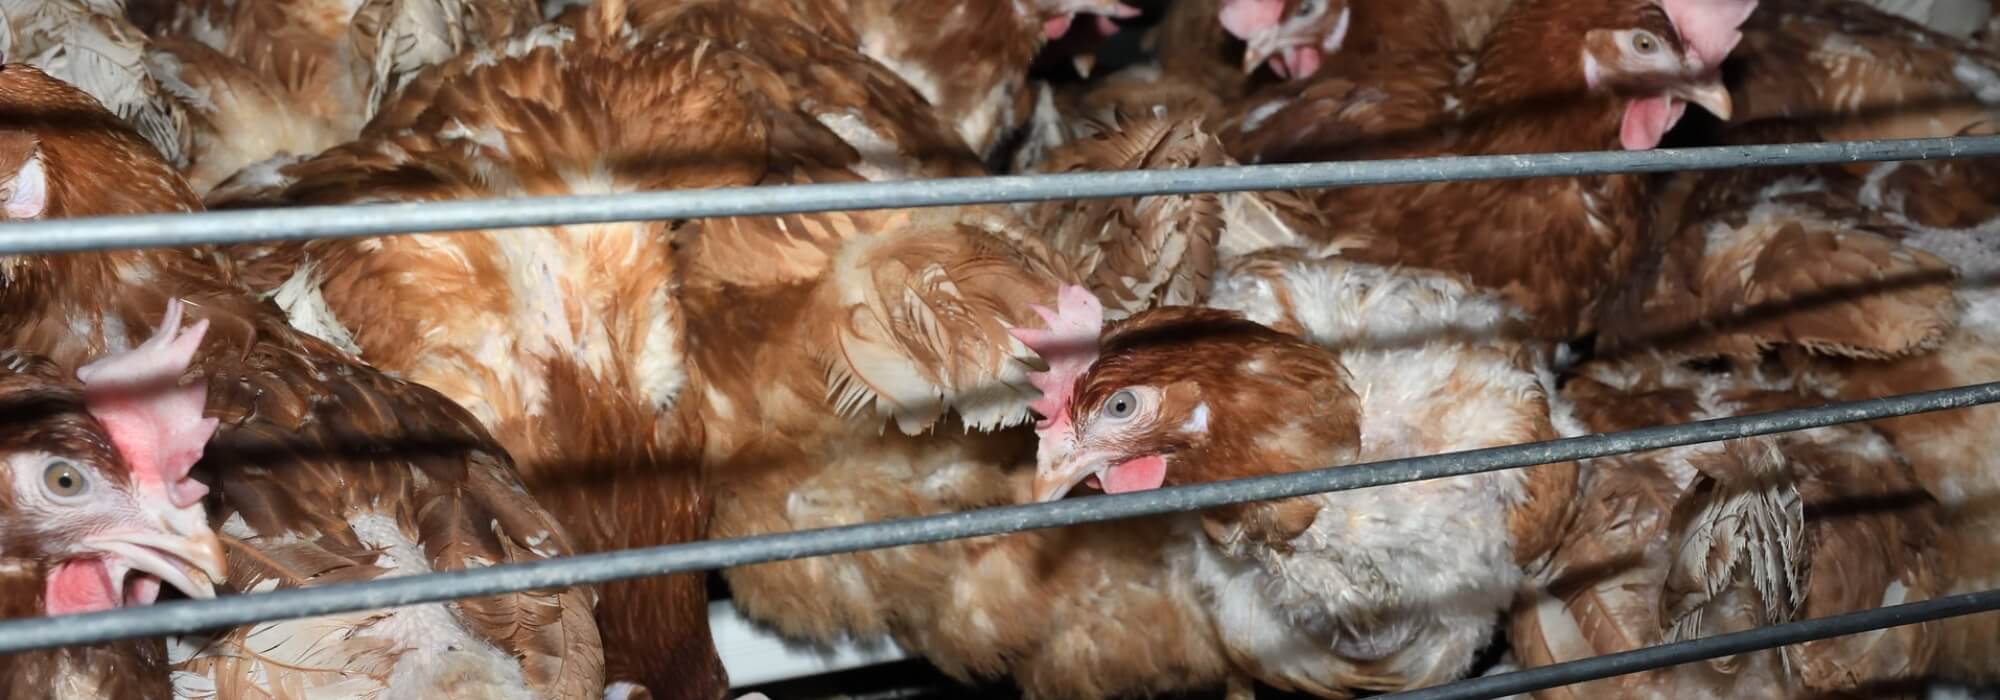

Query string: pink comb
[1094,3,1141,36]
[1007,285,1104,436]
[1663,0,1758,70]
[1218,0,1284,41]
[76,299,218,509]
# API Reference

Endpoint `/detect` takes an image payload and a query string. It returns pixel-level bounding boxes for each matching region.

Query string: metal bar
[1391,588,2000,700]
[0,381,1990,654]
[0,135,1996,255]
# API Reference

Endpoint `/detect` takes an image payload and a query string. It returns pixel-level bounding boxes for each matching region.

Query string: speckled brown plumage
[198,5,1148,695]
[1514,358,1943,699]
[1732,0,2000,146]
[208,25,741,698]
[0,62,602,699]
[146,0,374,137]
[1220,0,1733,342]
[142,36,347,195]
[1022,117,1228,316]
[1594,155,1958,363]
[601,0,1057,163]
[149,0,541,138]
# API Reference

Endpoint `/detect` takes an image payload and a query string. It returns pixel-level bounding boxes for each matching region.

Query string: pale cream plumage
[0,0,192,167]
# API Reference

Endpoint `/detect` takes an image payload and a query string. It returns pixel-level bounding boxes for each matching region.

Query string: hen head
[1012,286,1360,503]
[1575,0,1756,149]
[1219,0,1351,81]
[0,299,226,616]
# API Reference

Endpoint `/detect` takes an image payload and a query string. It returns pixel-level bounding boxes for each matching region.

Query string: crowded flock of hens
[0,0,1997,697]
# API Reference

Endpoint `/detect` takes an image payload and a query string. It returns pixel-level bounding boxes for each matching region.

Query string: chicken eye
[42,461,86,499]
[1293,0,1318,17]
[1102,389,1139,421]
[1629,30,1659,54]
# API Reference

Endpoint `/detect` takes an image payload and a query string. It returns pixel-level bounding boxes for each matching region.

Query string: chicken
[601,0,1138,165]
[1732,0,2000,148]
[144,0,367,137]
[0,0,192,168]
[202,3,1214,697]
[0,0,349,196]
[149,0,540,137]
[142,36,348,195]
[1582,3,2000,678]
[1219,0,1752,343]
[0,62,602,699]
[587,7,1246,699]
[1600,161,2000,691]
[1721,0,2000,227]
[1016,114,1353,319]
[1014,250,1578,697]
[1596,160,1958,363]
[203,16,744,698]
[1219,0,1356,80]
[1511,356,1944,698]
[0,316,232,699]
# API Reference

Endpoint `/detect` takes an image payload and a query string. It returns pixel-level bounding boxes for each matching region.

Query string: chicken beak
[84,529,226,602]
[1669,77,1733,122]
[1073,53,1098,79]
[1242,31,1279,74]
[83,499,228,603]
[1032,452,1107,503]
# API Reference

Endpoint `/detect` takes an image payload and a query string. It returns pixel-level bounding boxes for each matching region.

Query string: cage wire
[3,135,1998,255]
[4,134,1999,700]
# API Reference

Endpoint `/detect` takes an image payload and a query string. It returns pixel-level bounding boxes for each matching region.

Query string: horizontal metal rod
[1391,587,2000,700]
[0,381,1992,655]
[0,135,1996,256]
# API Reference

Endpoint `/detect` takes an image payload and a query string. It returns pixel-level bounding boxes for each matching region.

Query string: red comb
[1008,285,1104,435]
[1663,0,1758,70]
[76,299,218,509]
[1218,0,1284,40]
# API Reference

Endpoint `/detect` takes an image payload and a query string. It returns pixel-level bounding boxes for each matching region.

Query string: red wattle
[1102,455,1167,494]
[45,559,118,615]
[1044,14,1074,39]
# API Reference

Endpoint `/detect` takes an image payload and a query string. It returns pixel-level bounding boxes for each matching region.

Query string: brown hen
[1015,250,1578,697]
[1219,0,1752,342]
[205,3,1236,698]
[1017,113,1354,319]
[0,328,231,699]
[0,62,602,699]
[1591,7,2000,676]
[205,15,746,699]
[1513,356,1944,698]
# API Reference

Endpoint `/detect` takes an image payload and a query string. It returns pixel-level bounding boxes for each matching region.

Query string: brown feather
[1513,358,1943,697]
[1596,160,1959,363]
[0,62,602,700]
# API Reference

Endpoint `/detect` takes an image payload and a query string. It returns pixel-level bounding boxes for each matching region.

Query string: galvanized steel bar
[0,381,1991,655]
[1392,588,2000,700]
[0,135,1995,255]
